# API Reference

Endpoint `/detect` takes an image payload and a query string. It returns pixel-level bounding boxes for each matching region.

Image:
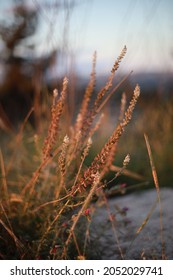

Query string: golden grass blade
[144,134,160,192]
[144,133,165,259]
[0,149,10,211]
[126,135,166,259]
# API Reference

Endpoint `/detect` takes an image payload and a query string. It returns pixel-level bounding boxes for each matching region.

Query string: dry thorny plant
[0,46,141,259]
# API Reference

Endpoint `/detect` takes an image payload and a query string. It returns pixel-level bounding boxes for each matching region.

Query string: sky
[70,0,173,75]
[0,0,173,77]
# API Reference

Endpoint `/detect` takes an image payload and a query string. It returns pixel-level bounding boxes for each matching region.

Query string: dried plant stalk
[72,137,93,191]
[128,135,165,259]
[58,135,70,177]
[75,51,96,133]
[1,45,143,260]
[62,172,100,258]
[42,77,68,160]
[22,80,68,200]
[72,84,140,194]
[0,149,9,209]
[79,46,127,147]
[110,164,144,180]
[144,133,165,259]
[101,142,117,175]
[88,113,104,139]
[56,135,70,196]
[94,45,127,111]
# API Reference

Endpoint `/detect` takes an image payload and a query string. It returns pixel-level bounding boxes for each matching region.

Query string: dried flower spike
[123,154,130,167]
[42,77,68,160]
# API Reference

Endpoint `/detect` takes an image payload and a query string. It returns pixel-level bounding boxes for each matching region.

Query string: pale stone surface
[89,188,173,259]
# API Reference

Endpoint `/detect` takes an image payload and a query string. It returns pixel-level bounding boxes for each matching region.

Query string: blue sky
[70,0,173,75]
[0,0,173,76]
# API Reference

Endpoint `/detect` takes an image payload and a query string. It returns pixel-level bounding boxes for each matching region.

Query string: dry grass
[0,46,142,259]
[144,134,165,259]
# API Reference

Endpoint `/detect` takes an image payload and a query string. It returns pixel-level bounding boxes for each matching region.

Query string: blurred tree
[0,0,75,132]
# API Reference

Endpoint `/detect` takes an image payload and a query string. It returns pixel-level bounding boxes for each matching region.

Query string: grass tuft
[0,47,142,259]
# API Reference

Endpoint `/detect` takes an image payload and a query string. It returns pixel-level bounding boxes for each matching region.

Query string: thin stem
[144,133,165,259]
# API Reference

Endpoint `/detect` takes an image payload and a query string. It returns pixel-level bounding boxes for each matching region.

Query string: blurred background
[0,0,172,185]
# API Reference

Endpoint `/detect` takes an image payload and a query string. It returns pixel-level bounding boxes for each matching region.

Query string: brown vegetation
[0,47,142,259]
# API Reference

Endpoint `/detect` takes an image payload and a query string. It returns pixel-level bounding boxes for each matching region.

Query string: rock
[89,188,173,259]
